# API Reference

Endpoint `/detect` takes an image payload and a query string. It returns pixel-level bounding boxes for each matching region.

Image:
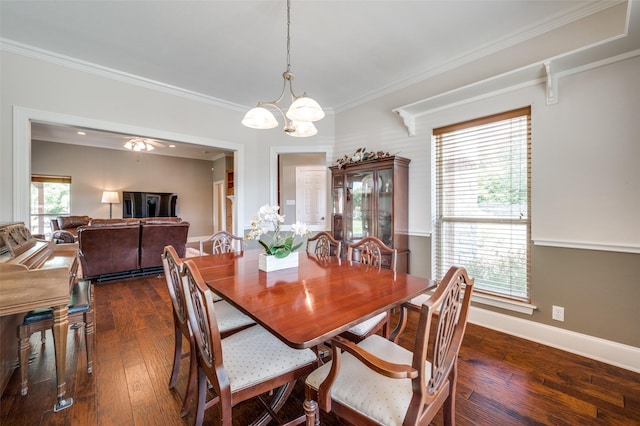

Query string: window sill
[412,290,536,315]
[471,293,537,315]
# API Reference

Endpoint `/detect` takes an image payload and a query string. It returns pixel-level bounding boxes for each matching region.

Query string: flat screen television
[122,192,178,218]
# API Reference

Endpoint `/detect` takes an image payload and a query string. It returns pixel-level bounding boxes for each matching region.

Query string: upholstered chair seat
[217,325,317,393]
[306,334,429,425]
[210,299,255,333]
[344,312,388,338]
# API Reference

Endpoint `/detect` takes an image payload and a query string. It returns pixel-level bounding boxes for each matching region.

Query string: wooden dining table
[187,249,436,350]
[186,249,436,424]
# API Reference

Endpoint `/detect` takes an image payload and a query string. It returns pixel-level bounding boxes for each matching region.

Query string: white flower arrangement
[246,204,312,258]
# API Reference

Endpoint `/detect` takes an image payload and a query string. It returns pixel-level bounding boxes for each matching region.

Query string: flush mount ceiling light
[241,0,324,137]
[124,137,154,151]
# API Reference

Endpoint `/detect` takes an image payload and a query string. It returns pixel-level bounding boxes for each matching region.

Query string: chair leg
[443,367,458,426]
[40,330,46,343]
[84,307,95,374]
[18,325,32,396]
[169,321,182,389]
[180,333,197,418]
[195,367,207,426]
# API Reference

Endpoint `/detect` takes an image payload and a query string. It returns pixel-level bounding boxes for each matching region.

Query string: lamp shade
[289,121,317,137]
[101,191,120,204]
[242,107,279,129]
[286,97,325,122]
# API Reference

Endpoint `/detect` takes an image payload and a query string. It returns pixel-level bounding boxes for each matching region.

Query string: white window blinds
[434,107,531,301]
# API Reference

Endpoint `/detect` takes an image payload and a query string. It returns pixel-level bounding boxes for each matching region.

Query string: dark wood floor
[1,274,639,425]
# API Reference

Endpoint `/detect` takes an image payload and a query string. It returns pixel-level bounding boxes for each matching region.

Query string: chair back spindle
[346,236,397,271]
[162,246,187,325]
[182,263,219,369]
[306,231,341,258]
[199,231,244,256]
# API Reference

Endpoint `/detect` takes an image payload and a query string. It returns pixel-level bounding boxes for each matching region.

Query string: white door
[296,166,327,228]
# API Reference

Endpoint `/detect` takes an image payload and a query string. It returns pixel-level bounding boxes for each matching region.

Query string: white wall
[335,56,640,252]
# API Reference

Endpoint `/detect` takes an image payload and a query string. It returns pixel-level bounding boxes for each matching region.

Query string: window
[433,107,531,301]
[30,175,71,238]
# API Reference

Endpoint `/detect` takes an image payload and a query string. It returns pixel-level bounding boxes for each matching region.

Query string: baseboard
[469,306,640,374]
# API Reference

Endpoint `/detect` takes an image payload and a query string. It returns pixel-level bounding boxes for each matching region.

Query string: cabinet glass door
[345,170,377,242]
[332,174,344,241]
[377,168,393,246]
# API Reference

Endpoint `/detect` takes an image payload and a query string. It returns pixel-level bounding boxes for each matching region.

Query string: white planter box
[258,252,299,272]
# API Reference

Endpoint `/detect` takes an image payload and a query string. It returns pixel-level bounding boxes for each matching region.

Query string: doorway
[14,107,245,237]
[278,152,328,230]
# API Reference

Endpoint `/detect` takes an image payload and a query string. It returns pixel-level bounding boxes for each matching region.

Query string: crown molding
[1,38,248,113]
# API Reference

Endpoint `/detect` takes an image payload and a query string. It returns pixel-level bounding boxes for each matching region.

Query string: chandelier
[241,0,324,137]
[124,137,154,151]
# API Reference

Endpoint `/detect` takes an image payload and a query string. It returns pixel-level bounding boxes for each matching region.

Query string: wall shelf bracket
[395,109,416,136]
[544,61,558,105]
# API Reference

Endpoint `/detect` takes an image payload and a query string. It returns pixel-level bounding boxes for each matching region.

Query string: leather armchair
[50,215,91,242]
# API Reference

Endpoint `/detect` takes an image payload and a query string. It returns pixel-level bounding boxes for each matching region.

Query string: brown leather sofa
[77,217,189,280]
[50,215,91,243]
[140,217,190,269]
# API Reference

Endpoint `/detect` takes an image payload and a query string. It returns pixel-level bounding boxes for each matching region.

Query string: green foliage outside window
[31,182,70,214]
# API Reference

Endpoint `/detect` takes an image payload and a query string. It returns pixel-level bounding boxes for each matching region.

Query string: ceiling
[2,1,637,160]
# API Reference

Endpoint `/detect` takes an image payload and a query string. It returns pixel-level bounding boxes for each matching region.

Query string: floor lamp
[101,191,120,219]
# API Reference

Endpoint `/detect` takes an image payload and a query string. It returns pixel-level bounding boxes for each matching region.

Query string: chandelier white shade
[124,138,154,151]
[241,107,279,129]
[289,121,317,137]
[286,97,324,122]
[242,0,324,137]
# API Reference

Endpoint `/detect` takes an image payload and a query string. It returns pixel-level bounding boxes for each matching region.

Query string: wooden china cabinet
[330,156,410,272]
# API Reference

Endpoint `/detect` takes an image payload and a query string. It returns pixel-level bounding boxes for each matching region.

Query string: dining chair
[341,236,397,342]
[18,280,94,396]
[305,266,474,426]
[180,258,318,426]
[306,231,341,258]
[198,231,244,301]
[198,231,244,256]
[161,246,256,417]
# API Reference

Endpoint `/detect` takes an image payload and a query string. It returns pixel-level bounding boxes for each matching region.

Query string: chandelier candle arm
[241,0,324,137]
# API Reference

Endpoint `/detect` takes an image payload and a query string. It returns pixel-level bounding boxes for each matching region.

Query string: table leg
[52,304,73,412]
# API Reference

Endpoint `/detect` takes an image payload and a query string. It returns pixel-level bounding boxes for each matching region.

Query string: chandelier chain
[240,0,324,136]
[286,0,291,73]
